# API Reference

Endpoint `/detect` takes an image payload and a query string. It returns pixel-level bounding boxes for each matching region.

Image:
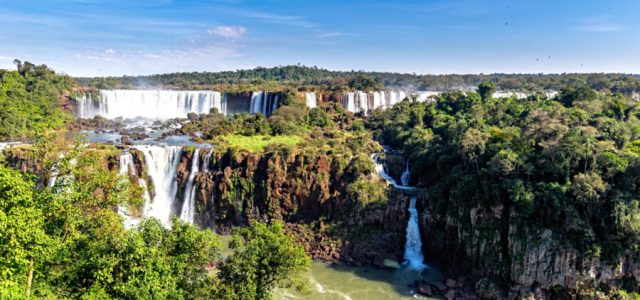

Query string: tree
[478,81,496,101]
[217,222,309,300]
[0,165,51,299]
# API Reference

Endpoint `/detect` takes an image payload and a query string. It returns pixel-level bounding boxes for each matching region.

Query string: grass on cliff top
[220,134,302,152]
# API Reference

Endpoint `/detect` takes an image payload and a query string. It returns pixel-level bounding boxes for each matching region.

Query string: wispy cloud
[575,17,624,32]
[317,32,342,38]
[227,9,316,28]
[208,25,246,39]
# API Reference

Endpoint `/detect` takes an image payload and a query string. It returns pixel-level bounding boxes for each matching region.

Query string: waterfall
[134,145,182,227]
[47,153,65,189]
[202,150,212,172]
[305,92,317,108]
[371,148,425,270]
[118,152,141,228]
[77,90,224,120]
[404,196,426,270]
[371,153,416,191]
[371,92,384,110]
[400,160,410,186]
[343,91,412,114]
[249,92,280,115]
[180,149,200,224]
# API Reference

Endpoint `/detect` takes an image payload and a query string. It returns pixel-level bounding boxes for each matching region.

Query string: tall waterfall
[249,92,279,116]
[305,92,318,108]
[404,196,426,270]
[77,90,225,120]
[180,149,200,224]
[134,145,182,227]
[371,148,425,270]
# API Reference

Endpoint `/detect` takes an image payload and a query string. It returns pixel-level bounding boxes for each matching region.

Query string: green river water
[273,261,442,300]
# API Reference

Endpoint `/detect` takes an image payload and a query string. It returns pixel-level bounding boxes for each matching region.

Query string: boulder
[446,278,460,288]
[444,290,456,300]
[414,280,432,296]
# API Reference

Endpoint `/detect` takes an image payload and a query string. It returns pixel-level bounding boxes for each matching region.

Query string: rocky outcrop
[156,147,412,265]
[421,197,640,298]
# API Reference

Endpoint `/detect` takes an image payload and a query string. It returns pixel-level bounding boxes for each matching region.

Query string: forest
[367,83,640,263]
[2,62,640,298]
[76,65,640,95]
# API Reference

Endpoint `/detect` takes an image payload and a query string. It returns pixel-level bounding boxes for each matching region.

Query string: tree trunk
[26,257,34,300]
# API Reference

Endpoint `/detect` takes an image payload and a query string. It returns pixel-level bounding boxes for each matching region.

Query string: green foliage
[0,61,75,141]
[478,81,496,101]
[76,65,640,95]
[221,135,302,152]
[346,177,387,206]
[0,164,50,293]
[217,222,310,300]
[369,85,640,261]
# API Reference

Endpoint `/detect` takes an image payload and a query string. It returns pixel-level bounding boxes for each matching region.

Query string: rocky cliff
[165,147,412,266]
[420,199,640,298]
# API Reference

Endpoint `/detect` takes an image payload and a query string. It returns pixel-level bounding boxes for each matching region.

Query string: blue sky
[0,0,638,76]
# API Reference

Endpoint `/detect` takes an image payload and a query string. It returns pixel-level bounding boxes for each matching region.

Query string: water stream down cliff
[372,149,426,270]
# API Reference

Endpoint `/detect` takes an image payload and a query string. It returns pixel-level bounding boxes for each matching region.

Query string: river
[273,261,441,300]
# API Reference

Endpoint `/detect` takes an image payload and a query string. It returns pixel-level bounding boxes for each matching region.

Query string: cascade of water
[77,90,224,120]
[371,92,383,110]
[118,152,140,228]
[404,196,426,270]
[180,149,200,224]
[357,91,369,115]
[248,92,279,115]
[47,153,65,188]
[400,160,410,186]
[305,92,317,108]
[344,93,357,113]
[371,147,425,270]
[134,145,182,227]
[202,150,212,172]
[371,153,416,191]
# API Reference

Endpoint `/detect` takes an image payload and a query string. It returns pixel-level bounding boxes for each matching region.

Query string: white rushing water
[77,90,225,120]
[400,160,410,186]
[404,196,426,270]
[371,149,426,270]
[305,92,318,108]
[249,92,279,116]
[341,91,409,114]
[134,145,182,227]
[180,149,200,224]
[371,153,416,191]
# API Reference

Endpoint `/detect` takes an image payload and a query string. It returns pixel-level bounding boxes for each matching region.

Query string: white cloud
[0,55,11,60]
[317,32,342,38]
[105,48,116,54]
[207,25,246,39]
[576,17,624,32]
[577,24,623,32]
